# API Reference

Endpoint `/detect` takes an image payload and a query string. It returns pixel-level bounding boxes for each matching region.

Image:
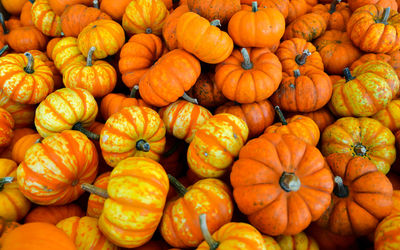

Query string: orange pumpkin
[372,99,400,132]
[189,72,228,109]
[348,0,398,11]
[11,133,41,164]
[287,0,318,23]
[1,0,28,16]
[87,172,110,218]
[24,204,85,224]
[162,4,189,50]
[100,0,131,22]
[0,218,20,247]
[375,212,400,249]
[0,91,35,128]
[283,13,327,41]
[0,108,14,151]
[48,0,93,16]
[0,128,35,159]
[311,0,351,31]
[294,107,335,133]
[187,0,241,25]
[51,37,85,74]
[31,0,62,37]
[20,1,34,26]
[7,26,48,53]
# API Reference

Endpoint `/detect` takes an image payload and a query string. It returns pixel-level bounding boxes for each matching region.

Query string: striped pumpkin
[0,108,14,151]
[51,37,85,74]
[31,0,62,37]
[276,232,319,250]
[100,106,166,167]
[372,99,400,133]
[0,91,35,128]
[57,216,118,250]
[262,235,281,250]
[375,213,400,249]
[87,172,110,218]
[17,130,98,205]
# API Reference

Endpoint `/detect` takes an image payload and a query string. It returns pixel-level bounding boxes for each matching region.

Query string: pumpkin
[372,99,400,132]
[1,0,27,16]
[139,49,201,107]
[119,33,164,89]
[322,117,396,174]
[11,133,41,164]
[0,90,35,128]
[375,213,400,249]
[46,37,61,59]
[187,113,248,178]
[265,106,320,146]
[257,0,290,19]
[317,153,393,236]
[391,190,400,214]
[311,0,351,31]
[160,176,233,248]
[314,30,362,75]
[306,223,357,250]
[159,100,212,143]
[0,108,14,151]
[329,62,398,117]
[287,0,318,23]
[51,37,86,74]
[57,216,117,249]
[215,47,282,103]
[87,172,110,218]
[294,107,335,133]
[63,46,117,98]
[100,106,166,167]
[262,235,281,249]
[29,49,62,90]
[176,12,234,64]
[190,72,228,109]
[0,159,31,221]
[348,0,398,11]
[270,69,332,113]
[0,218,20,246]
[276,38,324,75]
[283,13,327,41]
[24,204,85,224]
[276,232,319,250]
[0,127,35,159]
[196,214,266,250]
[347,5,400,53]
[77,19,125,60]
[0,52,54,104]
[162,4,189,50]
[61,4,111,37]
[48,0,93,16]
[122,0,169,35]
[20,1,34,26]
[186,0,241,25]
[215,100,275,139]
[228,2,285,49]
[100,0,131,22]
[31,0,62,37]
[231,133,334,235]
[17,130,98,205]
[7,26,47,53]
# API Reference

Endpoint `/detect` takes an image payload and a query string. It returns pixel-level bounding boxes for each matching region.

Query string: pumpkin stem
[279,172,301,192]
[72,122,100,140]
[378,7,391,24]
[136,139,150,152]
[293,69,301,78]
[252,1,258,12]
[24,52,35,74]
[0,44,9,56]
[274,106,288,125]
[81,183,109,198]
[168,174,187,196]
[145,28,152,34]
[343,67,355,82]
[295,49,311,66]
[210,20,221,27]
[163,142,180,158]
[86,46,96,67]
[29,0,35,3]
[353,143,367,156]
[130,85,139,98]
[329,0,341,14]
[333,176,349,198]
[0,177,13,192]
[182,93,198,104]
[0,13,8,34]
[199,213,219,250]
[93,0,99,8]
[241,48,253,70]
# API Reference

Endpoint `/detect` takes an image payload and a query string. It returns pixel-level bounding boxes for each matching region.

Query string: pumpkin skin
[317,153,393,236]
[61,4,111,37]
[119,34,164,89]
[7,26,47,53]
[391,190,400,214]
[0,53,54,104]
[348,0,398,12]
[190,72,228,109]
[372,99,400,132]
[1,0,27,16]
[20,1,34,26]
[100,106,166,167]
[162,5,189,50]
[283,13,327,41]
[34,88,98,138]
[321,117,396,174]
[0,91,34,128]
[98,157,169,248]
[187,113,249,178]
[122,0,169,35]
[228,2,285,49]
[375,213,400,249]
[257,0,290,19]
[347,5,400,53]
[77,19,125,60]
[230,133,334,236]
[24,204,85,224]
[306,222,357,250]
[276,232,319,250]
[51,37,85,74]
[215,100,275,139]
[215,47,282,103]
[100,93,150,121]
[160,178,233,248]
[17,130,98,205]
[0,108,14,151]
[176,12,234,64]
[48,0,93,16]
[1,222,77,250]
[186,0,241,25]
[31,0,62,37]
[0,218,20,246]
[29,50,62,90]
[270,69,332,113]
[159,100,212,143]
[276,38,324,75]
[87,172,110,218]
[11,133,41,164]
[0,128,35,159]
[139,49,201,107]
[262,235,281,249]
[0,159,31,221]
[311,0,351,31]
[295,107,335,133]
[57,216,117,250]
[100,0,131,22]
[314,30,362,75]
[287,0,318,23]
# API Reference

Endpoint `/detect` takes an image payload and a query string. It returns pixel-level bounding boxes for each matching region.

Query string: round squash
[24,204,85,224]
[187,0,241,25]
[31,0,62,37]
[375,213,400,249]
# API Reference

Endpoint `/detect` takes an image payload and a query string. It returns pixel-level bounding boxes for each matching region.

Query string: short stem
[0,177,13,191]
[241,48,253,70]
[182,93,198,104]
[379,7,391,24]
[81,183,109,198]
[343,68,355,82]
[274,106,287,125]
[163,142,180,158]
[168,174,187,196]
[295,49,311,66]
[252,1,258,12]
[333,176,349,198]
[354,143,367,156]
[73,122,100,140]
[0,13,8,34]
[145,28,152,34]
[93,0,99,8]
[199,214,219,250]
[329,0,341,14]
[86,46,96,66]
[279,172,301,192]
[136,139,150,152]
[29,0,35,3]
[293,69,300,78]
[24,52,34,74]
[210,20,221,27]
[0,44,9,56]
[130,85,139,98]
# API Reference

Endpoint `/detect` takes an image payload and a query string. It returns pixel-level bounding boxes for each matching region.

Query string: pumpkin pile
[1,0,400,249]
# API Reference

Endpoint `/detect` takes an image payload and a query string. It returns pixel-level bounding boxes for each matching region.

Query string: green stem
[29,0,35,3]
[145,28,152,34]
[0,13,8,34]
[81,183,109,198]
[136,139,150,152]
[210,20,221,27]
[86,46,96,66]
[252,1,258,12]
[73,122,100,140]
[130,85,139,98]
[0,44,8,56]
[377,7,391,24]
[343,68,355,82]
[93,0,99,8]
[354,143,367,156]
[24,52,34,74]
[182,93,198,104]
[333,176,349,198]
[241,48,253,70]
[295,49,311,66]
[293,69,300,78]
[274,106,287,125]
[168,174,187,196]
[279,172,301,192]
[329,0,341,14]
[199,214,219,250]
[0,177,13,191]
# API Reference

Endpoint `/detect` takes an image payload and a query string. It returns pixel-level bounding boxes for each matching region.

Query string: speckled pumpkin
[31,0,62,36]
[375,212,400,249]
[372,99,400,132]
[0,91,35,128]
[87,172,110,218]
[51,37,85,74]
[284,13,327,42]
[277,232,319,250]
[0,108,14,152]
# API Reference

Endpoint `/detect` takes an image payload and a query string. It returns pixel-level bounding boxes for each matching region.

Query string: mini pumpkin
[0,108,14,151]
[31,0,62,36]
[311,0,351,31]
[287,0,318,23]
[100,0,131,21]
[276,232,319,250]
[372,99,400,132]
[186,0,241,25]
[7,26,48,53]
[0,91,35,128]
[29,50,62,90]
[24,204,85,224]
[375,213,400,249]
[162,4,189,50]
[51,37,85,74]
[11,133,41,164]
[190,72,228,109]
[283,13,327,41]
[294,107,335,133]
[348,0,398,12]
